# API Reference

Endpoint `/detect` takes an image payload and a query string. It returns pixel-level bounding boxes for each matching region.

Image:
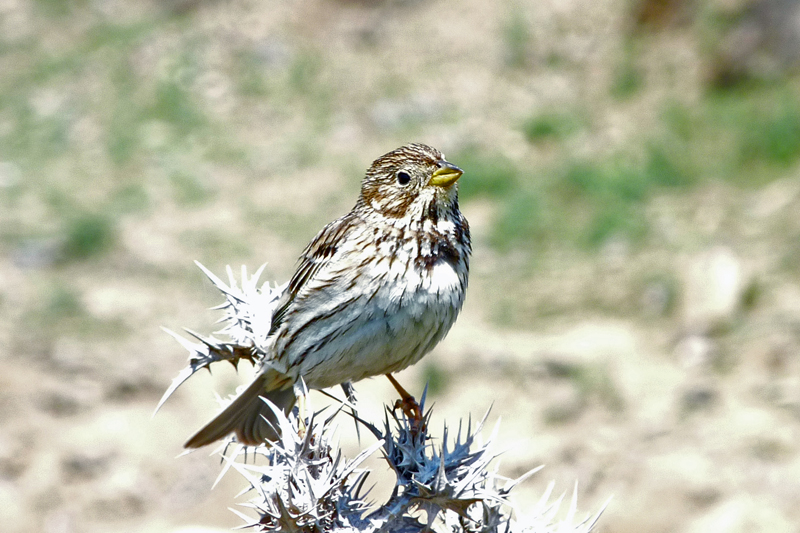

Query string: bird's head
[357,143,463,221]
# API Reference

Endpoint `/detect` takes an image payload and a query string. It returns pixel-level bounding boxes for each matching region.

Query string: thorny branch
[158,263,608,532]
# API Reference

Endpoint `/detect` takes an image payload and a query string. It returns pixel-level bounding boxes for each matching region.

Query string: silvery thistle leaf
[158,264,608,532]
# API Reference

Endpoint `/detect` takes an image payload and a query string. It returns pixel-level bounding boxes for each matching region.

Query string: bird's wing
[268,212,357,335]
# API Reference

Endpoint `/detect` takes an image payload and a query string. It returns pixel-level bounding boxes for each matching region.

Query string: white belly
[282,259,465,389]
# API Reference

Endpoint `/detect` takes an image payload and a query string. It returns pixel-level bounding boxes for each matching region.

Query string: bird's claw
[392,396,426,436]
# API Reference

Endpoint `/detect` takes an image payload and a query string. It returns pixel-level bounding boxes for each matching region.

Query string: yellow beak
[429,161,463,188]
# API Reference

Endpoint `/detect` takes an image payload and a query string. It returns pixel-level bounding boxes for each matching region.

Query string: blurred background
[2,0,800,531]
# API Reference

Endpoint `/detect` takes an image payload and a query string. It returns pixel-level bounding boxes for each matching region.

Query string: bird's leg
[341,381,357,404]
[294,378,309,438]
[385,374,425,433]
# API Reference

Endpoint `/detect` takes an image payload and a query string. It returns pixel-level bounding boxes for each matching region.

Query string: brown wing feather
[183,368,296,448]
[268,212,357,336]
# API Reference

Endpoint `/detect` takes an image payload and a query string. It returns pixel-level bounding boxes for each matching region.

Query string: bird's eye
[396,171,411,186]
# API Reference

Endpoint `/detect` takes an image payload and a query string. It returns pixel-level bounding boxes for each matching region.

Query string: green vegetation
[421,361,449,397]
[485,139,697,252]
[4,0,799,307]
[522,111,583,143]
[111,183,150,214]
[558,158,650,248]
[170,171,214,206]
[106,61,142,166]
[33,0,86,18]
[2,96,72,165]
[542,361,626,425]
[63,213,117,261]
[642,142,695,188]
[0,11,270,268]
[150,78,207,137]
[288,51,323,96]
[573,363,626,414]
[233,49,270,97]
[179,229,252,262]
[473,79,798,256]
[24,281,129,339]
[670,86,800,185]
[454,150,518,201]
[46,283,84,318]
[738,96,800,167]
[491,189,551,251]
[502,7,533,69]
[610,42,644,99]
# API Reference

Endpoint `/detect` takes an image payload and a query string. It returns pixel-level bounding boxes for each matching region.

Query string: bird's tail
[184,368,296,448]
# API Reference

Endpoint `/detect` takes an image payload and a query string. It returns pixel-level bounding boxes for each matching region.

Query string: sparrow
[185,143,470,447]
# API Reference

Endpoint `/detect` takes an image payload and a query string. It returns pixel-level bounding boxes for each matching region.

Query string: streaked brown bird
[185,143,470,448]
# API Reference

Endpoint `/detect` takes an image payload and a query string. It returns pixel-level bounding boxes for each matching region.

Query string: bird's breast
[277,216,468,388]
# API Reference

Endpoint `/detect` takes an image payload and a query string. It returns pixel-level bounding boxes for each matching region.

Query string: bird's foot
[391,391,422,422]
[294,379,309,439]
[386,374,427,438]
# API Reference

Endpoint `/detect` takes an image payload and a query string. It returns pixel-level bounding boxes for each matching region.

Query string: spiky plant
[157,263,607,532]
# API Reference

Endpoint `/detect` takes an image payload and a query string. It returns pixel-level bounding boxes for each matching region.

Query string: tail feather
[184,369,296,448]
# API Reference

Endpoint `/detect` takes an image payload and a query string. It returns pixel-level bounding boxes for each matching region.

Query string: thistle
[157,263,608,532]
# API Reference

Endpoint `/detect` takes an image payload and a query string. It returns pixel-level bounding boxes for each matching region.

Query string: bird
[184,143,470,448]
